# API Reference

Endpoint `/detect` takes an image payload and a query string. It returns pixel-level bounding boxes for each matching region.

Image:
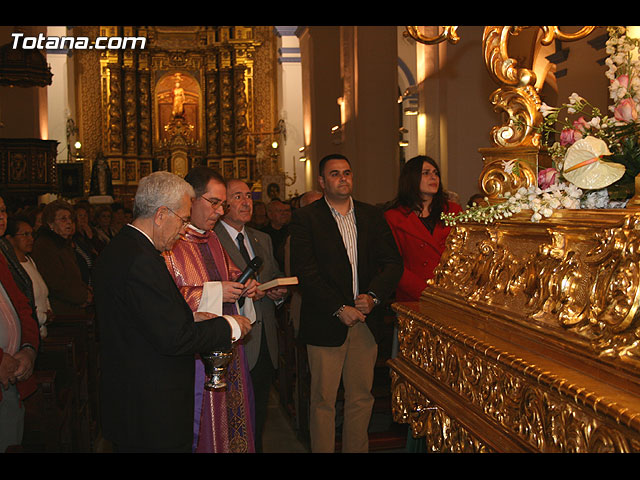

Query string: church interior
[2,25,640,453]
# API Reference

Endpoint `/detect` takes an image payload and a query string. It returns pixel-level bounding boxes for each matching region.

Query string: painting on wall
[262,174,285,202]
[57,163,84,197]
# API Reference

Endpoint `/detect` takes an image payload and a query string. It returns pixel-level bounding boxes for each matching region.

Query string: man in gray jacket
[214,178,288,452]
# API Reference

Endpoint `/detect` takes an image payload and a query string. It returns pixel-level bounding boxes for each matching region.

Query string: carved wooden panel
[0,139,58,198]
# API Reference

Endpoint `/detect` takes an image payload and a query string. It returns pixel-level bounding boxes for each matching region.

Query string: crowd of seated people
[0,197,132,452]
[0,199,131,321]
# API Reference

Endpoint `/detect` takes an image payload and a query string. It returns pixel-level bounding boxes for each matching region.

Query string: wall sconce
[299,146,307,162]
[398,127,409,147]
[330,125,343,144]
[399,85,419,115]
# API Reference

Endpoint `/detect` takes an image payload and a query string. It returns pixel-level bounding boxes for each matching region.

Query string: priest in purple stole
[163,167,256,453]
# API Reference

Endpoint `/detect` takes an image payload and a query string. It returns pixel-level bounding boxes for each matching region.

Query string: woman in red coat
[384,155,461,452]
[384,155,462,302]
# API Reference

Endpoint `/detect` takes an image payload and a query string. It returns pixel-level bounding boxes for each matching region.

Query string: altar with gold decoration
[388,26,640,452]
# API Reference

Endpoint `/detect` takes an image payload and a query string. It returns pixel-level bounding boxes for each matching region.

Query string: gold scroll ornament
[405,26,599,200]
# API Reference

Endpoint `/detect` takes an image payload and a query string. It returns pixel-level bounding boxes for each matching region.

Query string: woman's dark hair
[391,155,449,229]
[5,216,32,237]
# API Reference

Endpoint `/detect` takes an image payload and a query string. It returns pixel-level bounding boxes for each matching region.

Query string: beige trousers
[306,322,378,453]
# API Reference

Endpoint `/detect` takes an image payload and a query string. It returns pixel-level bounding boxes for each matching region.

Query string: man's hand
[195,312,252,341]
[0,353,19,389]
[354,294,375,315]
[337,305,366,327]
[13,348,36,383]
[221,281,246,303]
[231,315,253,339]
[266,286,288,302]
[240,278,258,299]
[253,285,266,301]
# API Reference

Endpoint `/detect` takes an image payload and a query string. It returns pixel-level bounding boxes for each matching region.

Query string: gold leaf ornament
[562,136,625,190]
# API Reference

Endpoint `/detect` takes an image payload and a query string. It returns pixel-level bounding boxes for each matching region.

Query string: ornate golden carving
[391,371,492,452]
[489,85,542,148]
[390,301,640,452]
[431,209,640,368]
[404,26,460,45]
[479,153,538,200]
[478,26,598,197]
[482,26,597,146]
[92,26,266,190]
[538,26,598,45]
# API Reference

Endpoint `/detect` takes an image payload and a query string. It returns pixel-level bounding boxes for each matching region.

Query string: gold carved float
[390,26,640,452]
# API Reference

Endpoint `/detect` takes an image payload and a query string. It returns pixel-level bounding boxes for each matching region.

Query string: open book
[257,276,298,292]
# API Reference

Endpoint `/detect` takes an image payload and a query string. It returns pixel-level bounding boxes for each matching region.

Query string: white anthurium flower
[562,136,625,190]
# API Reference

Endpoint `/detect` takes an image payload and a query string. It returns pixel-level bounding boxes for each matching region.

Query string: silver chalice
[201,350,233,390]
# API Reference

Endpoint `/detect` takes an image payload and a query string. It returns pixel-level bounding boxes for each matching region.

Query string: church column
[298,26,399,205]
[275,26,306,195]
[417,26,450,190]
[297,26,342,185]
[339,26,399,205]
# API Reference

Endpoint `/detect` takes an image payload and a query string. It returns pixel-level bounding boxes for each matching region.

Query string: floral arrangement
[443,26,640,225]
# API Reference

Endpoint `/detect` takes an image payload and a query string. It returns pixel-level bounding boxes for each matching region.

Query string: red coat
[0,252,40,402]
[384,201,462,301]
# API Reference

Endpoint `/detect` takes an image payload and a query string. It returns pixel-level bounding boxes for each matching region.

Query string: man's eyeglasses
[200,196,228,210]
[13,231,34,237]
[166,207,190,227]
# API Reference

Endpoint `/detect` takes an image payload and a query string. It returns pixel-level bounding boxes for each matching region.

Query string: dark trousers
[249,328,276,453]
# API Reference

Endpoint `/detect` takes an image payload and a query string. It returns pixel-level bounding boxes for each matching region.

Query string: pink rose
[538,168,558,189]
[616,74,629,89]
[572,116,589,133]
[560,127,581,146]
[614,97,638,123]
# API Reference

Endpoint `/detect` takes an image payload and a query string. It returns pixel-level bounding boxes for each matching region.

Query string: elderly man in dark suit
[290,153,403,453]
[214,178,288,452]
[94,171,252,453]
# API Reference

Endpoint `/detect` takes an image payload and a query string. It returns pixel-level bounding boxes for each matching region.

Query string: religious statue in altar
[89,152,114,197]
[172,78,185,118]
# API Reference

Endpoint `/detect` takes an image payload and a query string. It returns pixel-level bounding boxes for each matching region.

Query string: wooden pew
[35,336,91,452]
[46,311,99,449]
[21,370,73,452]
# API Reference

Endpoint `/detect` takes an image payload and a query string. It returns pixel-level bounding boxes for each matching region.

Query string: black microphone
[236,256,263,284]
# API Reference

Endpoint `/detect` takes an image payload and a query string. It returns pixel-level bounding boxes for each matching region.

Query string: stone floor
[94,384,309,453]
[262,385,309,453]
[95,383,407,453]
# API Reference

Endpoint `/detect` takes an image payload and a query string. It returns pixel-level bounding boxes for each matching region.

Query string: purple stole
[164,226,255,453]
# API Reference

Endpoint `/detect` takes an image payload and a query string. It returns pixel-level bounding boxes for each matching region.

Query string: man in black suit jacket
[290,154,402,453]
[94,171,252,453]
[214,178,289,452]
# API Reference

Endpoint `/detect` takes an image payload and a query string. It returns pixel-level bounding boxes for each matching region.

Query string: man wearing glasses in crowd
[163,167,257,453]
[94,171,251,453]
